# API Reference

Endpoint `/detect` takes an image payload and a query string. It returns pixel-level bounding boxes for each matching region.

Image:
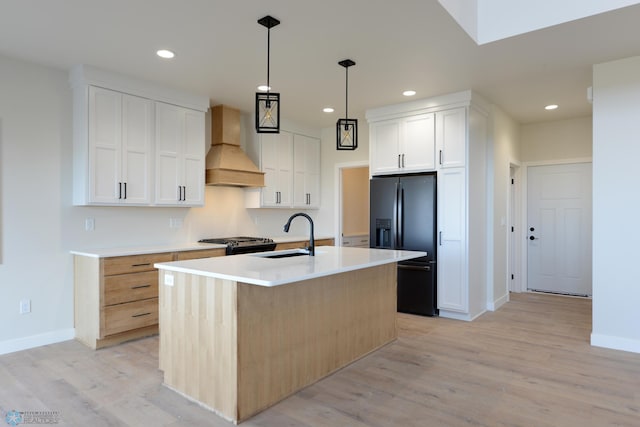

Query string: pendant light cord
[266,28,271,95]
[345,66,349,123]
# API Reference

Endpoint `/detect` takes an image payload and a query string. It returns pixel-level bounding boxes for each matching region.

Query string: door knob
[530,227,535,232]
[529,235,536,240]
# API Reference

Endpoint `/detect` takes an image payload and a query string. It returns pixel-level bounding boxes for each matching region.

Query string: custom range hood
[205,105,265,187]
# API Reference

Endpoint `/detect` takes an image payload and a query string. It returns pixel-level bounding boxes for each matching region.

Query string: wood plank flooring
[1,292,639,426]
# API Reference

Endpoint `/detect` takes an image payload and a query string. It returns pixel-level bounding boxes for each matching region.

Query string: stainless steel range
[198,236,276,255]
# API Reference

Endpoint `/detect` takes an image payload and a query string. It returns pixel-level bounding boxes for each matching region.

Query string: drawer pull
[131,263,151,267]
[132,312,152,318]
[131,284,151,290]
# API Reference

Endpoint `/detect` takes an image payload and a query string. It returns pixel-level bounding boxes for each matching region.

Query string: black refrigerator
[369,173,437,316]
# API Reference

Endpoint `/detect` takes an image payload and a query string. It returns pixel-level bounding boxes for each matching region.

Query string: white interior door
[527,163,592,296]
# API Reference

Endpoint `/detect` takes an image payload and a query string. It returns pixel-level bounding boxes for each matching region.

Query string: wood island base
[158,263,397,423]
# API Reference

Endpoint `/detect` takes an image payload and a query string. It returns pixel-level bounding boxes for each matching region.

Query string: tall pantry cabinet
[366,91,489,321]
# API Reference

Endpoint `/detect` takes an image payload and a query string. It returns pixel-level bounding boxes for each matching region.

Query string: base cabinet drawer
[75,249,226,349]
[104,270,158,306]
[103,253,173,275]
[103,298,159,337]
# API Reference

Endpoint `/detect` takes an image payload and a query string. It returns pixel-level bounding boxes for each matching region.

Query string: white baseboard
[0,328,75,355]
[487,293,509,311]
[591,333,640,354]
[439,309,486,321]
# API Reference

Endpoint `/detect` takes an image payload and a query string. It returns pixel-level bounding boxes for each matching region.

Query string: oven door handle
[397,264,431,272]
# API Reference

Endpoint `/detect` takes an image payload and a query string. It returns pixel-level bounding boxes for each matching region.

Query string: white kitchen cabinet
[436,107,466,168]
[370,113,435,175]
[436,102,488,321]
[154,102,205,206]
[70,65,209,207]
[366,90,489,321]
[437,167,467,312]
[76,86,152,205]
[260,131,293,207]
[246,130,320,209]
[293,134,320,208]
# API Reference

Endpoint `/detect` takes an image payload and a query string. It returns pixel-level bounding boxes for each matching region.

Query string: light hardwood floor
[1,292,638,426]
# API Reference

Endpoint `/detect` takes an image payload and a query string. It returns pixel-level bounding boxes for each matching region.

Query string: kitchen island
[154,246,425,423]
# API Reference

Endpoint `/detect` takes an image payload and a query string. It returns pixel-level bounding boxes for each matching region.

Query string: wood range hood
[205,105,265,187]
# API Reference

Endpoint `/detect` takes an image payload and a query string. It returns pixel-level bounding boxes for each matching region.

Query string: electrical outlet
[20,299,31,314]
[164,273,174,287]
[169,218,183,229]
[85,217,95,231]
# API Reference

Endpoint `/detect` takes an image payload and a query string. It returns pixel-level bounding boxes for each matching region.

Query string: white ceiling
[2,0,640,129]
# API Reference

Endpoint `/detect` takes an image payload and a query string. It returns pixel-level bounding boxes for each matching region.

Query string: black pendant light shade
[256,15,281,133]
[256,92,280,133]
[337,59,357,150]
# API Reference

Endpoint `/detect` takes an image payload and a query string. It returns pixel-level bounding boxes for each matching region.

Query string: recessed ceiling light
[323,107,334,113]
[156,49,175,59]
[403,90,417,97]
[257,85,271,91]
[545,104,558,110]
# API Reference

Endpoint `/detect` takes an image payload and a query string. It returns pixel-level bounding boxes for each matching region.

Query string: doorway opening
[335,162,369,247]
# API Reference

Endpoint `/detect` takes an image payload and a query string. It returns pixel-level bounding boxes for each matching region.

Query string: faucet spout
[283,213,315,256]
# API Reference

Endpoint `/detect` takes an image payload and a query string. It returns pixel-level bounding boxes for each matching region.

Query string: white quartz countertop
[70,236,333,258]
[70,242,227,258]
[154,246,425,287]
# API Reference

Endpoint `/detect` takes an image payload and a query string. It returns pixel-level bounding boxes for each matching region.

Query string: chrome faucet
[283,213,315,256]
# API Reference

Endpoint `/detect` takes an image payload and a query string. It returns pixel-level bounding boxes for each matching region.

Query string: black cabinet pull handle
[131,263,151,267]
[123,182,127,199]
[132,312,151,318]
[131,284,151,289]
[118,182,122,199]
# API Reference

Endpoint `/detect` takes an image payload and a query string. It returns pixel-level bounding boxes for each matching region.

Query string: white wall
[0,55,333,353]
[591,55,640,353]
[521,116,592,162]
[316,122,370,240]
[489,105,520,309]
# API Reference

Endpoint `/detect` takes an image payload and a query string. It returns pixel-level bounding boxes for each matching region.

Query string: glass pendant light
[336,59,357,150]
[255,15,280,133]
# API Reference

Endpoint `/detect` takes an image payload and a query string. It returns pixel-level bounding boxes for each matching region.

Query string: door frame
[334,161,370,245]
[508,162,522,293]
[519,157,593,293]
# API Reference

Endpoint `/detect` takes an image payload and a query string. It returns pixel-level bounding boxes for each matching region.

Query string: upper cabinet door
[88,87,152,205]
[260,132,293,207]
[402,113,436,172]
[293,134,320,208]
[370,119,401,175]
[121,93,152,205]
[154,102,205,206]
[182,109,205,206]
[89,86,122,204]
[436,107,466,168]
[155,102,182,205]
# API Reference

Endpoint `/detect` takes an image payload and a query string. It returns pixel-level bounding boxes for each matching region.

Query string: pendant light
[255,15,280,133]
[336,59,357,150]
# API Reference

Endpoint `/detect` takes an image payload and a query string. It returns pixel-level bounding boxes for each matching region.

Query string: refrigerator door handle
[398,185,404,247]
[393,182,399,248]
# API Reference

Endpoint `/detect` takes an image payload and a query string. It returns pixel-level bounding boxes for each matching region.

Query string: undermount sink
[251,249,313,259]
[262,251,309,259]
